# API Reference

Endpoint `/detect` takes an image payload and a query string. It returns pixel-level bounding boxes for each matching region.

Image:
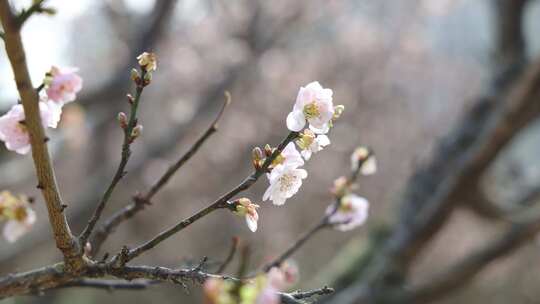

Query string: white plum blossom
[286,81,334,134]
[3,207,36,243]
[296,129,330,160]
[44,66,83,105]
[351,147,377,175]
[0,191,36,243]
[263,165,308,206]
[326,194,369,231]
[272,142,304,168]
[234,198,260,232]
[0,102,60,155]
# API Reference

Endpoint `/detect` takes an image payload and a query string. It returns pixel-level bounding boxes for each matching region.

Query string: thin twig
[16,0,47,27]
[217,236,240,274]
[289,286,335,300]
[79,70,148,246]
[120,131,299,263]
[0,0,81,270]
[89,92,231,255]
[263,220,329,272]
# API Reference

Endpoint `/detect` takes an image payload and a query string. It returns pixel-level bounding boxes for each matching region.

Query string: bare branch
[264,220,328,272]
[89,92,231,255]
[279,286,335,303]
[120,131,299,263]
[79,70,149,246]
[59,279,155,291]
[0,0,81,270]
[0,263,67,300]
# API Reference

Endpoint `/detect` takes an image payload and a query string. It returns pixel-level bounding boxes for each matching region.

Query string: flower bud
[351,146,376,175]
[130,124,143,141]
[84,242,92,256]
[252,147,263,170]
[126,94,134,104]
[264,144,273,157]
[130,68,140,83]
[333,105,345,120]
[117,112,128,129]
[143,71,152,84]
[137,52,157,72]
[331,176,349,197]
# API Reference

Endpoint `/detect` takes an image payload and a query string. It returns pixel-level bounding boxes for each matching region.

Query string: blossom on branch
[234,198,260,232]
[44,66,82,104]
[263,164,307,206]
[271,142,304,169]
[137,52,157,72]
[326,194,369,231]
[0,191,36,243]
[267,260,299,290]
[0,102,60,154]
[351,146,377,175]
[286,81,334,134]
[295,129,330,160]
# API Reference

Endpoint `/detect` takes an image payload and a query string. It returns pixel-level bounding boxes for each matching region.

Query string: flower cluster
[326,147,377,231]
[0,191,36,242]
[237,82,343,232]
[263,81,341,206]
[0,66,82,154]
[204,261,298,304]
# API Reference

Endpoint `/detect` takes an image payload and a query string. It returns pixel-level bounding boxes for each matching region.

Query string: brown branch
[79,70,148,247]
[0,263,67,300]
[0,0,81,270]
[89,92,231,255]
[118,131,299,263]
[58,279,154,291]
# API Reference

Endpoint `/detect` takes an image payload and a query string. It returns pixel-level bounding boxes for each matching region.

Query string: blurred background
[1,0,540,303]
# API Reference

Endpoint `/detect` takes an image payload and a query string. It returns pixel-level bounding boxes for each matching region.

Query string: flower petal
[246,215,258,232]
[286,111,306,132]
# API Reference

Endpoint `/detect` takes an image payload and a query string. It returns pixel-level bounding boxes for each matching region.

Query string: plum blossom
[267,261,299,290]
[0,191,36,243]
[286,81,334,134]
[263,164,308,206]
[203,278,234,304]
[326,194,369,231]
[351,147,377,175]
[0,102,60,154]
[271,142,304,168]
[295,129,330,160]
[137,52,157,72]
[234,198,260,232]
[44,66,82,104]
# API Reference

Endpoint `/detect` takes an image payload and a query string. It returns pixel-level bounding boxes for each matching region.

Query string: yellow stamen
[303,102,320,119]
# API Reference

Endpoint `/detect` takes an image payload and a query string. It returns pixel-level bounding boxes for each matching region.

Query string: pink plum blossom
[326,194,369,231]
[263,164,307,206]
[45,66,82,104]
[0,102,60,154]
[286,81,334,134]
